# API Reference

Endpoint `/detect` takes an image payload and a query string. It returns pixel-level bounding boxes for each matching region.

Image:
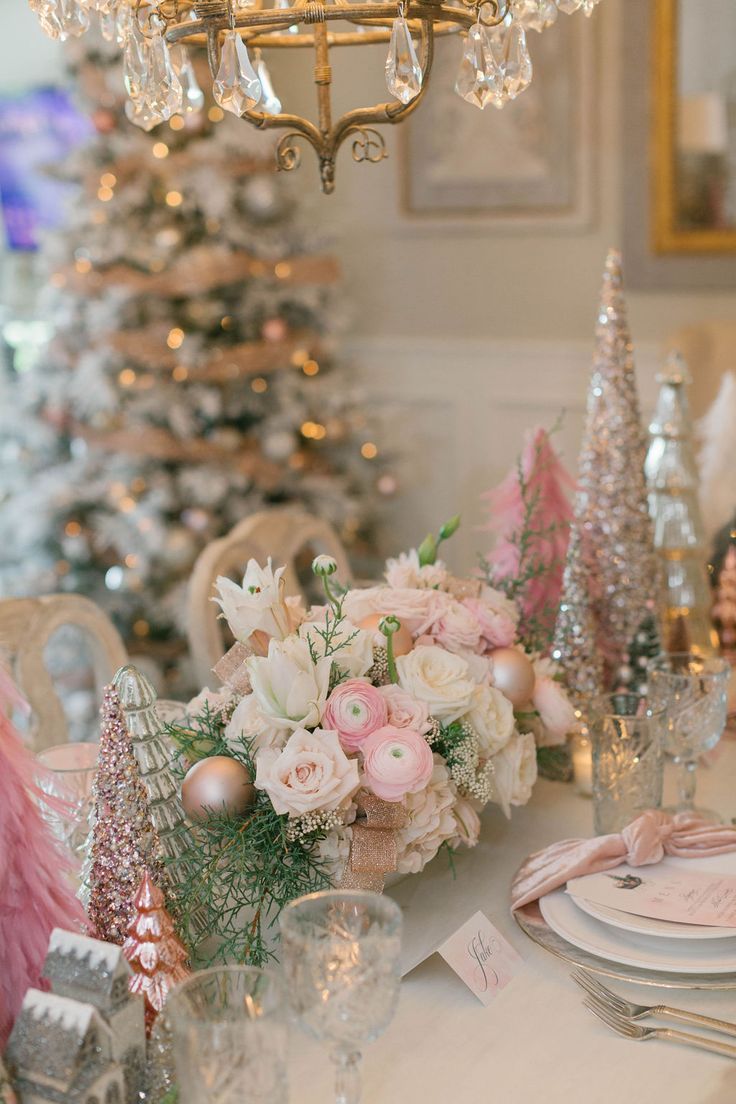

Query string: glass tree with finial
[645,350,718,655]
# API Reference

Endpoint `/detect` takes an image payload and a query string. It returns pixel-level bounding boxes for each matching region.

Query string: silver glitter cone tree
[113,665,208,941]
[554,249,661,691]
[84,686,169,945]
[552,526,605,703]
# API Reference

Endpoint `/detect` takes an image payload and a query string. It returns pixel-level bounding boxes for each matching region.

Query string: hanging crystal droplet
[144,31,184,122]
[213,31,263,116]
[385,15,422,104]
[170,44,205,114]
[56,0,89,40]
[123,21,149,101]
[115,2,132,47]
[255,57,282,115]
[35,0,65,40]
[556,0,583,13]
[502,21,532,99]
[125,96,159,133]
[512,0,557,32]
[580,0,601,14]
[98,6,116,41]
[454,23,504,110]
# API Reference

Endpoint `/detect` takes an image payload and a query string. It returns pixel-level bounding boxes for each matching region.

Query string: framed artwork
[400,13,596,229]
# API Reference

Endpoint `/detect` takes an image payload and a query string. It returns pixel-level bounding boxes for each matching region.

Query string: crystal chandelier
[29,0,602,192]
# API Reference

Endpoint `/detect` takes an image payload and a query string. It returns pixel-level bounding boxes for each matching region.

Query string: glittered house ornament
[41,930,146,1104]
[5,990,125,1104]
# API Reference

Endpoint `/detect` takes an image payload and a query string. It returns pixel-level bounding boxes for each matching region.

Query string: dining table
[292,741,736,1103]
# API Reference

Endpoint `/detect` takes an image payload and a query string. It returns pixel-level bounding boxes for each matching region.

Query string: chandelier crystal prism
[28,0,602,192]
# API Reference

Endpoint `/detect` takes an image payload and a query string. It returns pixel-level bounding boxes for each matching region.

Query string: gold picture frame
[652,0,736,254]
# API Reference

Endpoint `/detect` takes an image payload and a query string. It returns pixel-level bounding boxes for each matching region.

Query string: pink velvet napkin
[511,809,736,912]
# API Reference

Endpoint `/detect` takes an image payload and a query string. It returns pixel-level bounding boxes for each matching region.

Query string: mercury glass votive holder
[588,693,666,835]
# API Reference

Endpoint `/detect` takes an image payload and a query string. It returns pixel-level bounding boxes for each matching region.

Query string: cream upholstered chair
[0,594,128,750]
[666,322,736,421]
[187,507,353,686]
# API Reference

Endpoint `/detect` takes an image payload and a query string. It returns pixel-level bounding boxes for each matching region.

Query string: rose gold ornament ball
[489,647,536,707]
[181,756,255,821]
[357,613,414,656]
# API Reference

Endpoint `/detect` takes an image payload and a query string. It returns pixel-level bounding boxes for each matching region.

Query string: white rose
[224,693,289,754]
[254,727,360,816]
[462,684,515,757]
[491,730,538,818]
[396,645,475,723]
[301,613,374,678]
[396,756,458,874]
[214,558,296,645]
[247,636,332,731]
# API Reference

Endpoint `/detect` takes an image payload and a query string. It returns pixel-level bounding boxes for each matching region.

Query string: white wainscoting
[348,336,661,568]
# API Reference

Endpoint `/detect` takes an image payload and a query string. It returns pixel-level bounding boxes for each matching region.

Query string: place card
[568,863,736,928]
[434,910,524,1006]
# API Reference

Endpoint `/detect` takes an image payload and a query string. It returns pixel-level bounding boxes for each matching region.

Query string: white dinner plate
[565,852,736,942]
[539,889,736,974]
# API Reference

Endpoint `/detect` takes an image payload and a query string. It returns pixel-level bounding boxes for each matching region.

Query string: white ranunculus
[224,692,289,754]
[301,613,374,678]
[396,645,475,723]
[247,636,332,730]
[396,756,458,874]
[491,730,538,818]
[213,558,296,645]
[462,683,515,757]
[254,727,360,816]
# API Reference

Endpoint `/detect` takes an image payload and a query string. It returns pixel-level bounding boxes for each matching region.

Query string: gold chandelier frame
[149,0,509,191]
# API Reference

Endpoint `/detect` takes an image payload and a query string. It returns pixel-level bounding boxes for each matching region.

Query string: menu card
[567,863,736,928]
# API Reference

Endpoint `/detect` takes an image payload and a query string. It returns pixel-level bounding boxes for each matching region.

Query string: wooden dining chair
[186,507,353,686]
[0,594,128,750]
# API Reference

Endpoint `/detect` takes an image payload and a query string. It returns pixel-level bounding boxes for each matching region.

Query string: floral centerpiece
[168,518,574,963]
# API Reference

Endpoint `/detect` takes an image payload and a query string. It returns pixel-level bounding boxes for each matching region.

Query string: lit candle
[572,735,593,797]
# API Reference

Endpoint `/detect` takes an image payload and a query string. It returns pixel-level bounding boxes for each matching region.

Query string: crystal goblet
[35,741,99,856]
[647,653,730,819]
[166,965,288,1104]
[279,889,402,1104]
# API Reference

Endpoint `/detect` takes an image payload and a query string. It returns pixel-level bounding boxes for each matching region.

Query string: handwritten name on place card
[437,910,524,1007]
[567,864,736,929]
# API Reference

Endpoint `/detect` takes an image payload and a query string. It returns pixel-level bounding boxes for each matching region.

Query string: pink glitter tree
[0,666,87,1047]
[84,686,168,945]
[481,427,575,646]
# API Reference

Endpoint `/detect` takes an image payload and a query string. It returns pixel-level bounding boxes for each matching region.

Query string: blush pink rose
[463,597,517,650]
[378,684,431,736]
[419,595,482,655]
[322,679,388,753]
[361,725,434,802]
[532,675,576,746]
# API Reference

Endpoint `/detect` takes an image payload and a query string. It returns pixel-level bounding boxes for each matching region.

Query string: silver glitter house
[5,990,125,1104]
[41,931,145,1104]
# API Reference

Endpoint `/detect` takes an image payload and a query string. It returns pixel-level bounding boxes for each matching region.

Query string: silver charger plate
[514,901,736,990]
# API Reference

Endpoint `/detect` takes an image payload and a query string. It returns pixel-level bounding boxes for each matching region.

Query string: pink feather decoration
[481,427,575,639]
[0,666,89,1048]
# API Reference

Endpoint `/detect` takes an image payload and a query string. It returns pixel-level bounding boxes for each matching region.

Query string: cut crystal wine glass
[647,652,730,819]
[279,889,402,1104]
[35,741,98,856]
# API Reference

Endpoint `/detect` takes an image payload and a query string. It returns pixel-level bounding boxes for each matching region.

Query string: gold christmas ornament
[488,647,535,707]
[181,755,256,819]
[357,612,414,657]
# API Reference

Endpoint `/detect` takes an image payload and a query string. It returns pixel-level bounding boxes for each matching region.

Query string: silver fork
[572,969,736,1038]
[582,997,736,1059]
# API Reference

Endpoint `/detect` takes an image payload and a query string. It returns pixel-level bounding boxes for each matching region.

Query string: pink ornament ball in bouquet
[181,756,255,820]
[357,613,414,656]
[489,647,536,707]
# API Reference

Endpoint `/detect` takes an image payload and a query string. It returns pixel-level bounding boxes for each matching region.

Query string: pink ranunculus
[378,684,431,736]
[463,597,517,650]
[361,725,434,803]
[322,679,388,753]
[532,675,576,746]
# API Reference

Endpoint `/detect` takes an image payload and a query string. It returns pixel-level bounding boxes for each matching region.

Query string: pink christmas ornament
[489,647,536,707]
[0,666,88,1048]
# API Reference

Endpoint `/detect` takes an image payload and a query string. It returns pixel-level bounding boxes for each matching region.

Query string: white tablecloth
[292,742,736,1103]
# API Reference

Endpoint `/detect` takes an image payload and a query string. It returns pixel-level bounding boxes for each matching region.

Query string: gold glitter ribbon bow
[340,793,407,893]
[213,642,253,695]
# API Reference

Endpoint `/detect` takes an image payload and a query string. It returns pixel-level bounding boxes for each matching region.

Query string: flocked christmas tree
[645,351,716,655]
[123,869,190,1036]
[0,28,386,695]
[553,249,661,693]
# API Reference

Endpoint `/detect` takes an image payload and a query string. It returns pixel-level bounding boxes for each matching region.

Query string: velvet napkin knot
[511,809,736,912]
